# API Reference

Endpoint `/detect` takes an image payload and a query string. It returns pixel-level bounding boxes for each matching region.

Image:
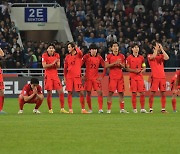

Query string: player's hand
[135,69,141,74]
[33,87,37,94]
[97,76,102,81]
[64,78,66,85]
[158,43,163,51]
[114,59,121,66]
[52,59,59,65]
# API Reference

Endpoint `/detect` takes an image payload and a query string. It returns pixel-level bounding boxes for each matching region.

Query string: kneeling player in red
[126,44,148,113]
[18,78,44,114]
[105,42,128,113]
[82,43,106,113]
[171,70,180,112]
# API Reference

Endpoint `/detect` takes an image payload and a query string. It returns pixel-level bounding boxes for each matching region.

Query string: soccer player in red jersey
[126,44,148,113]
[0,48,6,114]
[64,42,88,114]
[147,41,169,113]
[42,43,69,114]
[18,78,44,114]
[105,42,128,114]
[171,70,180,112]
[82,43,106,113]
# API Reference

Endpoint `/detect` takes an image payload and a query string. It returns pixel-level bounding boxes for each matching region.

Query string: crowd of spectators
[0,0,179,69]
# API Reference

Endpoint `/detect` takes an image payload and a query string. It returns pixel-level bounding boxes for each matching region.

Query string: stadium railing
[11,3,60,7]
[2,68,179,77]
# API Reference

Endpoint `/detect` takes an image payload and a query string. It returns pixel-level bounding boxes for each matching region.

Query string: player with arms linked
[42,43,69,114]
[82,43,106,113]
[64,42,88,114]
[105,42,128,113]
[126,44,148,113]
[148,41,169,113]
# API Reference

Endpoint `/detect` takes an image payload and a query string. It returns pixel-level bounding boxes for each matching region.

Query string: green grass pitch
[0,97,180,154]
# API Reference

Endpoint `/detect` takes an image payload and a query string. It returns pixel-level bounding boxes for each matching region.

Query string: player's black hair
[89,43,98,50]
[47,43,55,49]
[131,43,139,48]
[67,42,75,48]
[30,78,39,85]
[110,41,119,48]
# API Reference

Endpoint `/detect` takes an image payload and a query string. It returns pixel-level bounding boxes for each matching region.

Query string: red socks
[161,95,166,109]
[80,95,85,109]
[107,102,112,110]
[172,98,176,111]
[59,93,64,108]
[132,93,137,109]
[18,97,24,110]
[47,93,52,110]
[120,101,124,110]
[98,95,103,110]
[149,95,154,108]
[68,93,72,109]
[0,96,4,111]
[86,95,92,110]
[35,99,43,109]
[140,95,145,109]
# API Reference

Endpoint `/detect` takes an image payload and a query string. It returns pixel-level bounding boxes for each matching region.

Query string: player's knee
[0,89,4,96]
[87,91,91,96]
[19,94,24,100]
[97,91,102,96]
[140,92,145,96]
[79,91,84,96]
[40,95,44,101]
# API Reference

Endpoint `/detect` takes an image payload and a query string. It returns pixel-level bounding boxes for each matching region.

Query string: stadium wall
[10,4,73,42]
[4,72,174,97]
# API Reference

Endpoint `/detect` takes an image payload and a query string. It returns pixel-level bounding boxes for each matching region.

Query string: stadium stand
[0,0,179,68]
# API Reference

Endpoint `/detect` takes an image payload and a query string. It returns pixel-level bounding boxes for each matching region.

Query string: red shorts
[130,78,145,92]
[0,73,4,90]
[85,79,102,91]
[66,77,84,92]
[109,78,125,92]
[44,75,62,90]
[150,78,166,92]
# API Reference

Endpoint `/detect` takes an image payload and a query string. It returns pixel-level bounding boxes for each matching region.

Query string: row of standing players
[0,41,179,114]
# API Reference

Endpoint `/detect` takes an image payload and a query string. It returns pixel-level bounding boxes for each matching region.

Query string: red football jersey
[42,52,60,78]
[64,47,83,79]
[148,54,165,78]
[21,84,42,99]
[126,54,144,80]
[82,53,105,80]
[105,53,125,79]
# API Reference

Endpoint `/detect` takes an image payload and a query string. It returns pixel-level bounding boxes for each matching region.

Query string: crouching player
[82,43,106,113]
[171,70,180,112]
[18,78,44,114]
